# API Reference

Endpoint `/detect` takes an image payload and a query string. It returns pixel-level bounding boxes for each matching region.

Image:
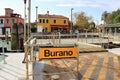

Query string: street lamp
[24,0,27,42]
[71,8,74,33]
[28,0,31,37]
[36,6,38,29]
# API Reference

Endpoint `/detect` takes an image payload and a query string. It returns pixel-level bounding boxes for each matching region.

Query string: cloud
[35,0,63,2]
[56,0,102,8]
[36,0,120,9]
[56,3,100,7]
[57,4,85,7]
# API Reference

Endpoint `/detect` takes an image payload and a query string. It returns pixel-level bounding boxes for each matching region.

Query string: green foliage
[114,15,120,23]
[73,24,80,30]
[101,11,109,21]
[102,8,120,24]
[73,12,92,30]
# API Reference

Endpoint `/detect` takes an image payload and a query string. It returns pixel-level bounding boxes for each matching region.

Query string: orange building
[37,12,70,33]
[0,8,24,35]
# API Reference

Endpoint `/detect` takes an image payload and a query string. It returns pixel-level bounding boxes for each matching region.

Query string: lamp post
[71,8,74,33]
[28,0,31,37]
[36,6,38,29]
[24,0,27,42]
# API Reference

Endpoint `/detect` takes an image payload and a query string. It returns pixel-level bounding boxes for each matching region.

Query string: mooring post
[2,40,7,64]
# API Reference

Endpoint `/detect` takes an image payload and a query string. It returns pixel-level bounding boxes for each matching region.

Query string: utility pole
[24,0,27,42]
[36,6,38,29]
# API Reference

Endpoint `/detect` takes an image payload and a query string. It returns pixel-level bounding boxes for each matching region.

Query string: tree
[101,11,109,23]
[114,15,120,23]
[106,13,114,24]
[73,12,92,30]
[102,8,120,24]
[88,22,96,32]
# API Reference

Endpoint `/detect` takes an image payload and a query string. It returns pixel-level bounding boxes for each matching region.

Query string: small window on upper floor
[53,19,56,24]
[6,19,9,24]
[64,20,67,24]
[43,19,45,23]
[12,19,14,24]
[0,19,3,24]
[39,19,42,23]
[46,19,49,23]
[6,12,9,15]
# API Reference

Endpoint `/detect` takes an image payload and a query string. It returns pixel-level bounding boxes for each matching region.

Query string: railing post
[58,32,61,45]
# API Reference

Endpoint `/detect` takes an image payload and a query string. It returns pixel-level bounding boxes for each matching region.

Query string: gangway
[24,33,79,80]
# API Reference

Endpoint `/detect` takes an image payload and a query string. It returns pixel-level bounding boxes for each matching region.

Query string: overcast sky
[0,0,120,24]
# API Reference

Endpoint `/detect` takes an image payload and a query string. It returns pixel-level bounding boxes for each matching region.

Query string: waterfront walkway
[0,51,120,80]
[42,52,120,80]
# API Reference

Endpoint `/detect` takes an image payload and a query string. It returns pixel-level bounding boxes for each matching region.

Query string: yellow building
[38,12,70,33]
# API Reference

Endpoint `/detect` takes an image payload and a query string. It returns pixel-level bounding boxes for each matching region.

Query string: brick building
[0,8,24,35]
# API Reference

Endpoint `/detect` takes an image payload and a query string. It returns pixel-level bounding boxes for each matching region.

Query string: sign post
[39,47,78,59]
[39,46,79,80]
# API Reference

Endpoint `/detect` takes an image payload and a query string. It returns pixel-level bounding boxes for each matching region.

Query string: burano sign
[39,47,78,59]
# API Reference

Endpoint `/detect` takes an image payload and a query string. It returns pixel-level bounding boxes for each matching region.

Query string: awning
[51,25,70,29]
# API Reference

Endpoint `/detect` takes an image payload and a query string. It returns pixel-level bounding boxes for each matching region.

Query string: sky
[0,0,120,24]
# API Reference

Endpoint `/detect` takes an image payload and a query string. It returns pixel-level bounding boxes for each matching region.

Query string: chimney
[24,0,27,4]
[47,11,49,15]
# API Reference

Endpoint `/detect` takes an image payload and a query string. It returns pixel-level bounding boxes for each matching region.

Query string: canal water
[107,48,120,56]
[0,39,11,51]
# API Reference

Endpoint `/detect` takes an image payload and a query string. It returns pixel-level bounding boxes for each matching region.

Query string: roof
[38,14,69,19]
[5,8,13,11]
[105,23,120,28]
[0,15,23,19]
[0,16,11,18]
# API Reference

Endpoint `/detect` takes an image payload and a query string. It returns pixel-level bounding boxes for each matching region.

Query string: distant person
[74,29,79,34]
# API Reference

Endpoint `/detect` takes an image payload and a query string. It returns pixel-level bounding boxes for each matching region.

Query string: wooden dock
[40,52,120,80]
[77,42,108,53]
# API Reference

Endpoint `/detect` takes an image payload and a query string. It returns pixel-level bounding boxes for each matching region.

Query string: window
[46,19,49,23]
[6,12,9,15]
[39,19,42,23]
[53,19,56,24]
[0,19,3,24]
[64,20,67,24]
[12,19,14,24]
[6,19,9,24]
[43,19,45,23]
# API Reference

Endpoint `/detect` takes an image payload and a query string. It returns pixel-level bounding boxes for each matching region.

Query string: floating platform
[35,52,120,80]
[77,42,108,53]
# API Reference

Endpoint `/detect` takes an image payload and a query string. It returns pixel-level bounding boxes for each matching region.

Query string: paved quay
[0,51,120,80]
[0,38,120,80]
[42,52,120,80]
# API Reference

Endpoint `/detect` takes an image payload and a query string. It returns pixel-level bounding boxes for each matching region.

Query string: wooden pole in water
[58,32,61,46]
[85,29,88,43]
[2,40,6,64]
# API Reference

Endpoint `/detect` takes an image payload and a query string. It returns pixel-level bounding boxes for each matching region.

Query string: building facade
[0,8,24,35]
[37,12,70,33]
[105,23,120,33]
